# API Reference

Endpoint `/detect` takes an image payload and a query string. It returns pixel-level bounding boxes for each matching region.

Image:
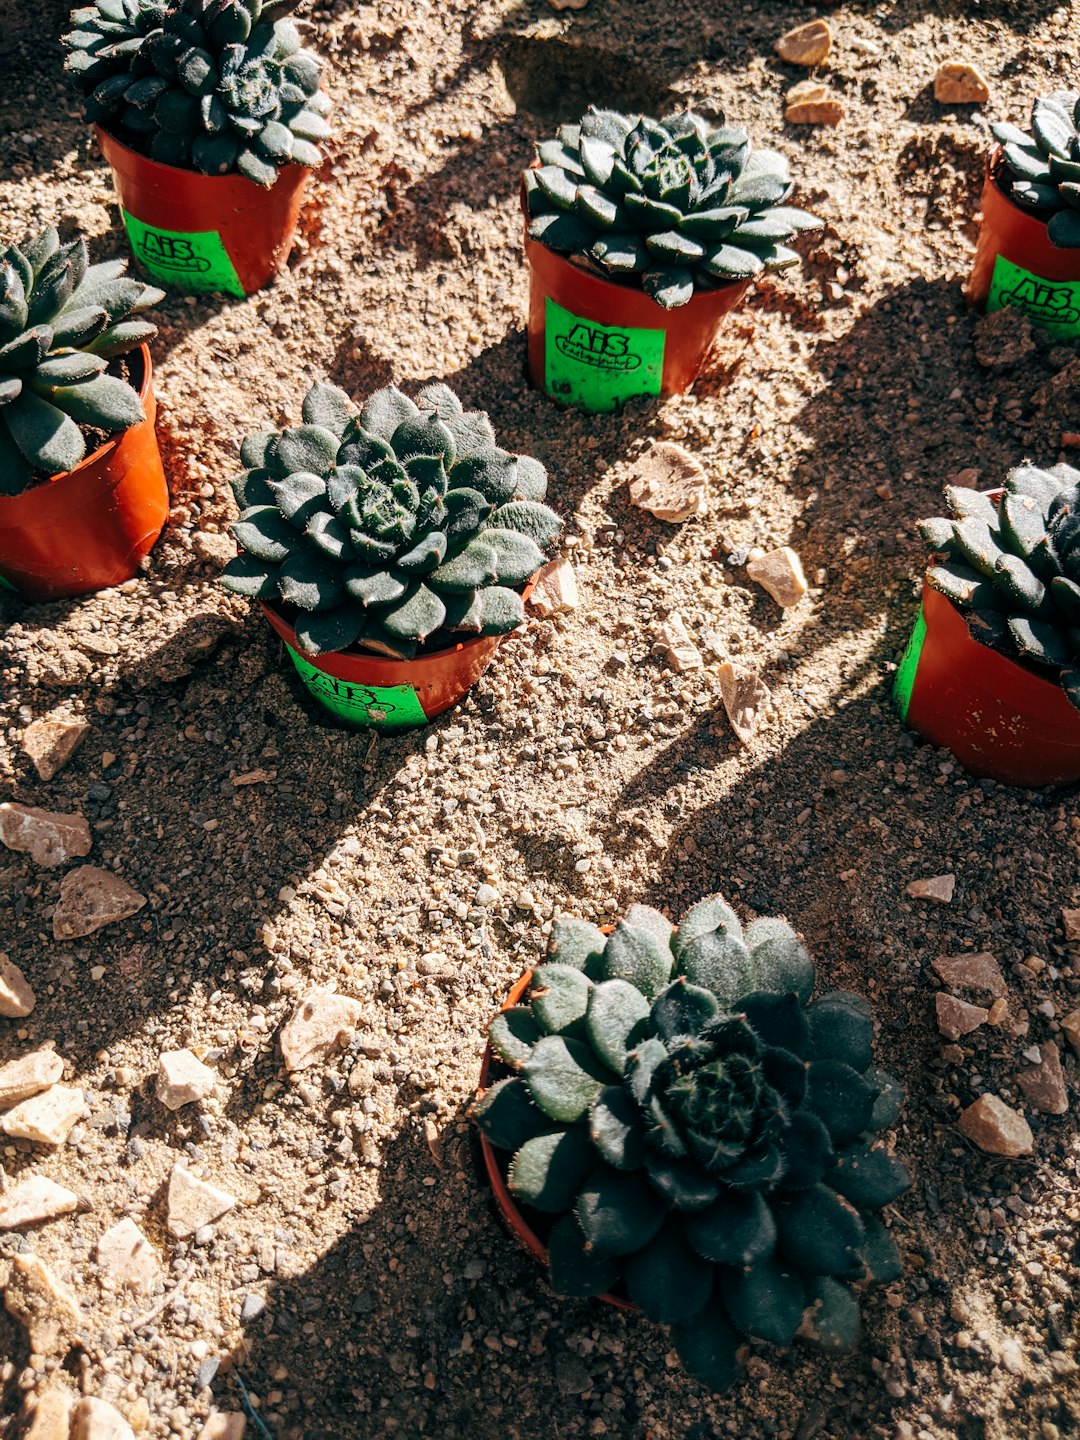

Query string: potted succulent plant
[0,225,169,601]
[472,896,910,1392]
[523,107,821,412]
[895,462,1080,786]
[63,0,331,297]
[967,91,1080,335]
[220,379,562,729]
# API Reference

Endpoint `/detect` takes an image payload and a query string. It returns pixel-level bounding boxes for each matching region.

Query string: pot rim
[984,142,1064,229]
[94,120,317,185]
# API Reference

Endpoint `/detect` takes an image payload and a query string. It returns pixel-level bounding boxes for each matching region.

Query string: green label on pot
[987,255,1080,337]
[0,572,15,591]
[121,210,245,298]
[893,605,927,724]
[544,298,665,412]
[286,646,428,729]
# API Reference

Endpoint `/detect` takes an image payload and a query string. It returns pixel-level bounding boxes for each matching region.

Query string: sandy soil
[1,1,1078,1438]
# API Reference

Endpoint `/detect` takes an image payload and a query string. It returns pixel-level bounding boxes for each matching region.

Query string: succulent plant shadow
[0,0,87,184]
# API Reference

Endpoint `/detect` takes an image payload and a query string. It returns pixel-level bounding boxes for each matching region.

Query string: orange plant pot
[524,227,750,412]
[966,148,1080,334]
[95,124,310,297]
[476,969,635,1314]
[261,599,521,731]
[0,345,168,602]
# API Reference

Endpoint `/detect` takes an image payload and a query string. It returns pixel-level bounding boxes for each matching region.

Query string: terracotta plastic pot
[260,599,523,731]
[477,969,634,1313]
[95,124,310,297]
[0,345,168,602]
[894,579,1080,787]
[966,148,1080,337]
[524,227,750,413]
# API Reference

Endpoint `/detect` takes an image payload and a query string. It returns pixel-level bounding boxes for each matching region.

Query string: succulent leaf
[720,1258,806,1346]
[548,918,607,978]
[471,1076,552,1151]
[671,1299,744,1393]
[624,1220,713,1324]
[523,1035,610,1123]
[547,1212,621,1298]
[508,1129,595,1213]
[530,964,593,1037]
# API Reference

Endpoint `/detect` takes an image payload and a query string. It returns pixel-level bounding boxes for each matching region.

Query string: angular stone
[96,1217,162,1293]
[935,993,988,1041]
[958,1094,1033,1156]
[717,663,770,744]
[22,716,91,783]
[156,1049,216,1110]
[165,1164,236,1240]
[0,1047,64,1107]
[0,1086,84,1146]
[528,557,579,618]
[71,1398,136,1440]
[658,612,702,673]
[1062,1008,1080,1057]
[627,441,709,523]
[784,81,844,126]
[746,546,808,607]
[192,531,237,568]
[932,951,1007,1001]
[3,1253,82,1356]
[906,874,955,904]
[548,0,588,8]
[0,803,91,869]
[1062,908,1080,942]
[23,1384,74,1440]
[775,18,831,66]
[0,1176,80,1230]
[934,61,990,105]
[1017,1042,1068,1116]
[197,1415,247,1440]
[0,953,35,1017]
[52,865,146,941]
[279,990,363,1073]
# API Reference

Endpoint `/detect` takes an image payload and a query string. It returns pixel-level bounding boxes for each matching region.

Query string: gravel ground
[1,1,1079,1438]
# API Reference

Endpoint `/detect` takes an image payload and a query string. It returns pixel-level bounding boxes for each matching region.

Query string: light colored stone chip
[279,990,364,1073]
[931,951,1006,1000]
[4,1253,82,1356]
[717,663,771,744]
[785,80,845,126]
[935,993,988,1041]
[0,1047,64,1107]
[528,557,579,617]
[627,441,709,523]
[22,1384,74,1440]
[71,1397,136,1440]
[958,1094,1033,1156]
[165,1164,237,1240]
[52,865,146,940]
[22,716,91,782]
[1017,1042,1068,1115]
[775,18,831,66]
[746,546,808,607]
[0,1176,80,1230]
[906,874,955,904]
[0,953,35,1017]
[0,1086,85,1147]
[0,802,91,868]
[96,1217,162,1293]
[156,1049,216,1110]
[934,61,990,104]
[658,613,703,673]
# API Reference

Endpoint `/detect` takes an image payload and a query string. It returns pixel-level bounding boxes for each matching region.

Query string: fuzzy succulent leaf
[523,1035,610,1124]
[601,914,675,1000]
[547,1213,621,1298]
[720,1259,806,1346]
[576,1167,667,1256]
[590,1084,646,1170]
[672,894,754,1006]
[671,1300,744,1393]
[489,1006,541,1069]
[547,918,607,978]
[830,1142,911,1211]
[683,1188,777,1266]
[508,1129,595,1213]
[530,964,593,1037]
[623,1220,713,1323]
[586,979,652,1072]
[743,917,815,1001]
[805,992,874,1071]
[471,1076,551,1151]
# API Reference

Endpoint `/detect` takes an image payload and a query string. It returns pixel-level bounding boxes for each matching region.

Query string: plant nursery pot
[894,579,1080,787]
[0,345,168,602]
[260,599,524,731]
[477,969,635,1314]
[524,227,751,413]
[965,148,1080,338]
[95,124,310,298]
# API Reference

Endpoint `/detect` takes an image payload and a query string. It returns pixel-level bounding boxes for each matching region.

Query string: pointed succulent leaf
[642,1154,719,1211]
[232,505,296,562]
[277,547,346,611]
[488,500,562,551]
[576,1166,667,1256]
[530,963,593,1037]
[1008,614,1071,665]
[721,1259,806,1346]
[859,1216,904,1283]
[775,1109,834,1190]
[478,585,527,636]
[394,531,447,574]
[523,1035,610,1123]
[671,1299,744,1393]
[743,916,815,1001]
[1000,491,1048,560]
[271,424,340,479]
[220,552,277,599]
[427,538,498,593]
[684,1188,776,1266]
[300,380,353,438]
[267,470,327,528]
[831,1142,911,1211]
[590,1084,646,1170]
[672,895,753,1005]
[799,1277,861,1351]
[642,265,695,309]
[489,1006,541,1069]
[508,1128,595,1213]
[470,1076,551,1150]
[601,917,674,1000]
[35,373,144,430]
[738,991,810,1056]
[306,510,354,562]
[358,386,418,443]
[292,603,365,657]
[380,583,447,643]
[441,486,492,540]
[32,352,106,385]
[391,413,456,466]
[926,559,1001,610]
[650,977,719,1046]
[624,1037,670,1107]
[483,527,545,586]
[240,430,278,469]
[450,447,519,505]
[343,564,407,607]
[867,1067,904,1131]
[2,392,86,474]
[546,1212,621,1298]
[774,1185,866,1279]
[513,455,549,501]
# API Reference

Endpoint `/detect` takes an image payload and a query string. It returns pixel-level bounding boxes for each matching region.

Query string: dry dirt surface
[1,1,1079,1438]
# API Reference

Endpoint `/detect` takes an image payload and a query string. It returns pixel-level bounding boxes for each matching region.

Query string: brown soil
[1,3,1079,1439]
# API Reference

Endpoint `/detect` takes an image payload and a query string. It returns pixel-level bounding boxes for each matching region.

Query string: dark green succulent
[0,226,162,497]
[525,107,821,308]
[992,92,1080,247]
[919,462,1080,710]
[64,0,331,187]
[220,379,562,659]
[472,896,910,1392]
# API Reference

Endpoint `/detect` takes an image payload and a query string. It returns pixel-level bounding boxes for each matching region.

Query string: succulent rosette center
[652,1031,780,1171]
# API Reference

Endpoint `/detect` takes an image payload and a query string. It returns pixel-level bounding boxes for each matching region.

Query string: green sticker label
[0,572,15,591]
[893,605,927,723]
[986,254,1080,337]
[544,297,665,412]
[286,646,428,730]
[121,209,245,297]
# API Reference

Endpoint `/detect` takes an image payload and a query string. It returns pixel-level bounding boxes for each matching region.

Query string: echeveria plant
[525,107,821,308]
[0,226,162,496]
[919,462,1080,710]
[992,92,1080,247]
[221,380,562,659]
[473,896,910,1392]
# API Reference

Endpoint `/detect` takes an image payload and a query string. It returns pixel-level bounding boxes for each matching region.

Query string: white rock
[165,1164,236,1240]
[279,990,363,1073]
[197,1414,247,1440]
[22,1384,74,1440]
[528,558,579,617]
[658,612,702,673]
[4,1252,82,1356]
[0,953,35,1017]
[746,547,808,607]
[71,1397,136,1440]
[0,803,91,868]
[627,441,709,523]
[52,865,146,940]
[0,1086,85,1146]
[0,1176,80,1230]
[156,1049,216,1110]
[717,663,770,744]
[96,1217,162,1293]
[906,874,956,904]
[22,715,91,782]
[0,1047,64,1107]
[958,1094,1033,1156]
[192,531,237,567]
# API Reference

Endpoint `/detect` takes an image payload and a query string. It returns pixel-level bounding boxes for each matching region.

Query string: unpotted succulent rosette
[967,91,1080,337]
[895,461,1080,786]
[220,379,562,729]
[523,107,821,412]
[472,896,910,1392]
[64,0,331,297]
[0,225,168,601]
